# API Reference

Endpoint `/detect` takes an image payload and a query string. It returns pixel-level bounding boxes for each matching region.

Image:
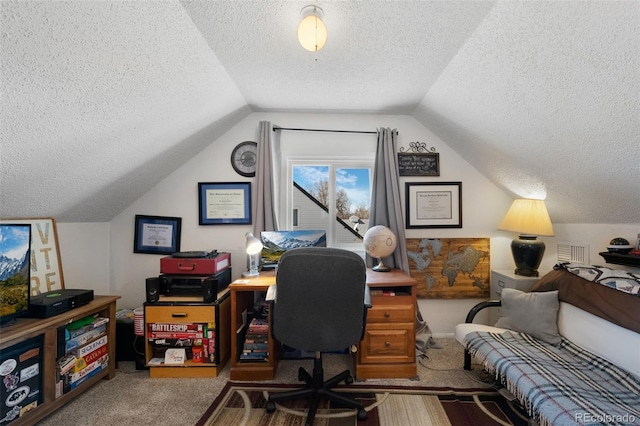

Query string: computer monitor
[0,224,32,327]
[260,230,326,270]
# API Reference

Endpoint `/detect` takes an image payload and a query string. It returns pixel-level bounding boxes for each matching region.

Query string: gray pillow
[494,288,561,345]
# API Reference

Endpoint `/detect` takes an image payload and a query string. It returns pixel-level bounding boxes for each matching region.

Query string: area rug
[196,381,530,425]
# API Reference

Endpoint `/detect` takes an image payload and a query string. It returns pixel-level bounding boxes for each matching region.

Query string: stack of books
[240,318,268,361]
[56,315,110,397]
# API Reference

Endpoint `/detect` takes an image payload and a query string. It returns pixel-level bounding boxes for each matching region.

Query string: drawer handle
[385,341,391,347]
[384,312,391,318]
[171,313,187,318]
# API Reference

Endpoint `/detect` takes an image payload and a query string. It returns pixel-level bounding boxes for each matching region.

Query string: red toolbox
[160,251,231,275]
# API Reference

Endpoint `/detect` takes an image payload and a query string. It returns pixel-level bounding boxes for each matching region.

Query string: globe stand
[372,258,391,272]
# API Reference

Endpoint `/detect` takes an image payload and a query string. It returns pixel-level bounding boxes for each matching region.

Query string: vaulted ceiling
[1,1,638,223]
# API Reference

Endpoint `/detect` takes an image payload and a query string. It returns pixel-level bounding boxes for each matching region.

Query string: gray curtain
[252,121,279,234]
[368,127,409,273]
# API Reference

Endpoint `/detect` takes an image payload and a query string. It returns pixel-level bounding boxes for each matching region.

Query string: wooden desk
[228,269,417,381]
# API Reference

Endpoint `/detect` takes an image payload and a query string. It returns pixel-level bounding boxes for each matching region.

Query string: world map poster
[406,238,490,298]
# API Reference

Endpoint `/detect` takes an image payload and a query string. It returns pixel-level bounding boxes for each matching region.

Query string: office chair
[265,247,370,425]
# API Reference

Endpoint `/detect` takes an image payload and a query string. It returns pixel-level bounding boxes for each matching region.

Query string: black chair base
[266,354,367,425]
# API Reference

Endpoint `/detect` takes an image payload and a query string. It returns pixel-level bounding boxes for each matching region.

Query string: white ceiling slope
[1,1,638,224]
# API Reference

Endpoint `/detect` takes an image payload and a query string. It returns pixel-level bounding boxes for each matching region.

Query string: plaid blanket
[465,331,640,426]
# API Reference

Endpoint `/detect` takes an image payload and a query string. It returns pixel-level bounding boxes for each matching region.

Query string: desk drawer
[145,305,215,324]
[359,323,414,363]
[367,302,413,323]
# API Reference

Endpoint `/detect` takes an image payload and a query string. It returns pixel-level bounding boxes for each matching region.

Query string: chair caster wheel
[345,375,354,384]
[266,401,276,413]
[357,408,367,420]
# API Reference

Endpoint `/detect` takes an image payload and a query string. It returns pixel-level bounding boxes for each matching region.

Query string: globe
[363,225,397,272]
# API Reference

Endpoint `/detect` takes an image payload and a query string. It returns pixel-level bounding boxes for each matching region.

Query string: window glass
[291,163,371,247]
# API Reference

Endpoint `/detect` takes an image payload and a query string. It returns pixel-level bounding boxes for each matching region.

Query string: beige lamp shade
[498,199,554,236]
[297,6,327,52]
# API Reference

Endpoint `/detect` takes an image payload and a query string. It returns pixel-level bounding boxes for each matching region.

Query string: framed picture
[405,182,462,228]
[198,182,252,225]
[134,215,182,254]
[0,217,65,295]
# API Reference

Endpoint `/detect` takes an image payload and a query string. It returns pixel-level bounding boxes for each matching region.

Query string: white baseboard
[432,332,454,339]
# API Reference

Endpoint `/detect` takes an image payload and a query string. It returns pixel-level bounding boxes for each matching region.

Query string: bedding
[557,262,640,296]
[531,268,640,333]
[465,330,640,426]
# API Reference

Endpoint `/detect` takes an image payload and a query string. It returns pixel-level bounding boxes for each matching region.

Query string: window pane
[336,168,370,243]
[292,165,370,245]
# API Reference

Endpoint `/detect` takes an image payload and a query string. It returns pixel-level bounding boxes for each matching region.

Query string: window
[278,132,376,249]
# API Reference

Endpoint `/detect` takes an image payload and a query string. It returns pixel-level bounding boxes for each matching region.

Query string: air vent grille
[557,242,589,264]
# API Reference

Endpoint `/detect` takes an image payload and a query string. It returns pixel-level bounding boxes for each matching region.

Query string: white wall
[54,112,640,335]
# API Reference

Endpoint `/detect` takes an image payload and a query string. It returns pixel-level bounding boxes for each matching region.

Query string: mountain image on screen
[260,230,326,266]
[0,224,31,323]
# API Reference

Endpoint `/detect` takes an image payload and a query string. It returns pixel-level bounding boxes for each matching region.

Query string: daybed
[455,264,640,426]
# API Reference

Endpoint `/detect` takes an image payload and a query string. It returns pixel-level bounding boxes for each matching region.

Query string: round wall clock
[230,141,257,177]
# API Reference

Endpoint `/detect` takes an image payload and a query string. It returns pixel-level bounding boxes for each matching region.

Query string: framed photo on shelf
[134,215,182,254]
[198,182,252,225]
[405,181,462,228]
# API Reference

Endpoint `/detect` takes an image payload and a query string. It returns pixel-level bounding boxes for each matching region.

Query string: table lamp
[498,198,554,277]
[242,232,263,278]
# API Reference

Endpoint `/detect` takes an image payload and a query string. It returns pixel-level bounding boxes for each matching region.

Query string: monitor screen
[0,224,32,326]
[260,230,326,269]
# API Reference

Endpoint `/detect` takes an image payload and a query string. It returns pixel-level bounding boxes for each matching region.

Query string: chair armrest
[364,284,371,308]
[465,300,501,323]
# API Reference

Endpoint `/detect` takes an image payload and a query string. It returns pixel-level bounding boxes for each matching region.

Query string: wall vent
[557,242,589,265]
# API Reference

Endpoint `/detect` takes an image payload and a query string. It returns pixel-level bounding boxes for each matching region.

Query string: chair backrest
[272,247,367,352]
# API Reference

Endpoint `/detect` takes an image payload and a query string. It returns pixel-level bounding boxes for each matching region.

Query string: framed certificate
[405,182,462,228]
[134,215,182,254]
[198,182,252,225]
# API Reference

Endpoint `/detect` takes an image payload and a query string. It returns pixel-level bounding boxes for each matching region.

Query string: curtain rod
[272,126,378,135]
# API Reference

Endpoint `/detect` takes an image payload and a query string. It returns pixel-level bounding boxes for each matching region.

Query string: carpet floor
[35,338,509,425]
[197,381,530,426]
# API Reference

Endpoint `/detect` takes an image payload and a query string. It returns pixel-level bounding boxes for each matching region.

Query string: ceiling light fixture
[297,5,327,52]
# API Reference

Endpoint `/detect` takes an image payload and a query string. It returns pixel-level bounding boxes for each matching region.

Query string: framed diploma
[198,182,252,225]
[134,215,182,254]
[405,182,462,228]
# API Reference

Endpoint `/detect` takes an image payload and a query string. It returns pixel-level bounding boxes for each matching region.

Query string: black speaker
[203,279,216,303]
[146,277,160,303]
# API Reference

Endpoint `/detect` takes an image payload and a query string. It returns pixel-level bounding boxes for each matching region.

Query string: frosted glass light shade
[297,6,327,52]
[498,199,554,236]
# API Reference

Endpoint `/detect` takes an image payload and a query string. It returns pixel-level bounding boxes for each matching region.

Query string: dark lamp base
[511,235,545,277]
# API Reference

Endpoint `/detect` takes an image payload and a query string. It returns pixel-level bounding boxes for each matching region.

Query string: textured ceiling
[1,1,638,223]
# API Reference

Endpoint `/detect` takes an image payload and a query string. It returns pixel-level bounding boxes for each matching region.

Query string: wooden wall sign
[406,237,489,299]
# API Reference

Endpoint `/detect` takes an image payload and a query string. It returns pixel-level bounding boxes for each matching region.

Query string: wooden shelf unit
[229,273,279,381]
[0,295,119,426]
[143,289,230,378]
[599,252,640,267]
